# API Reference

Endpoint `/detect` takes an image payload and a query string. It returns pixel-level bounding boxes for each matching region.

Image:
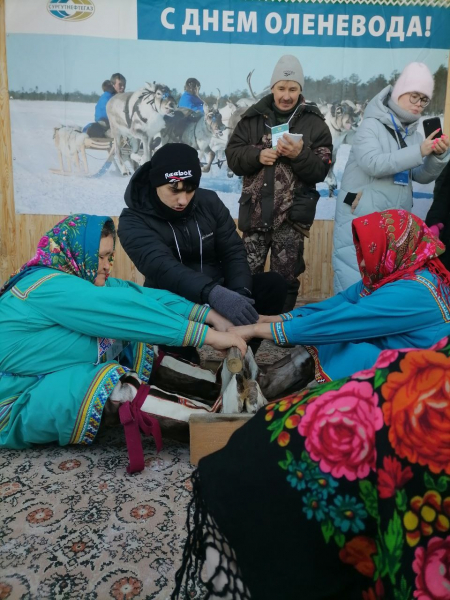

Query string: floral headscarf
[0,214,115,297]
[352,209,449,294]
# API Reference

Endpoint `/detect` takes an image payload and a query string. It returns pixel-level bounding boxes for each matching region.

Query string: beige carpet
[0,341,288,600]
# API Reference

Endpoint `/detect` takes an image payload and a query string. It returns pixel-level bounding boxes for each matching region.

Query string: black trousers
[249,271,288,355]
[251,271,288,316]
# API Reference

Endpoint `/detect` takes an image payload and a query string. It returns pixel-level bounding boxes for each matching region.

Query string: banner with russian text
[5,0,449,218]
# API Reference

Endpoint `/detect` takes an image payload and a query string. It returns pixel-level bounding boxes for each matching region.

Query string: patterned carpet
[0,341,288,600]
[0,429,201,600]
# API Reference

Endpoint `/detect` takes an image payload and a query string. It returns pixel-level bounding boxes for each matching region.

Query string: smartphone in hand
[423,117,442,139]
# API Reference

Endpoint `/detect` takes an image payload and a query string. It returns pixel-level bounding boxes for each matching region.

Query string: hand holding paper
[277,133,304,159]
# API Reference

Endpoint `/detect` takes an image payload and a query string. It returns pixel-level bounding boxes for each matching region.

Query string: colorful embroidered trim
[0,395,19,433]
[271,322,289,345]
[189,304,210,323]
[70,364,126,445]
[413,274,450,322]
[97,337,115,363]
[304,345,332,384]
[10,273,62,300]
[182,322,208,347]
[280,312,294,321]
[133,343,154,383]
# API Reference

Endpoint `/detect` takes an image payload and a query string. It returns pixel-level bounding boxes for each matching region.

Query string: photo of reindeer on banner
[5,0,449,218]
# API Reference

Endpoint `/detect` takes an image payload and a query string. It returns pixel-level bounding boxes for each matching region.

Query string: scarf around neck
[150,187,196,221]
[387,96,420,126]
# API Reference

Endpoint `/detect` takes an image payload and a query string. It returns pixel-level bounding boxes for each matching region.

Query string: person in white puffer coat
[332,62,450,293]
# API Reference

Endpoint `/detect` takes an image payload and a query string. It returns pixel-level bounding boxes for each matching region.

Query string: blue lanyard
[389,113,408,144]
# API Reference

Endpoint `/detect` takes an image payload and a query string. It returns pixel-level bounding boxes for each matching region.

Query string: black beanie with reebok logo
[148,143,202,188]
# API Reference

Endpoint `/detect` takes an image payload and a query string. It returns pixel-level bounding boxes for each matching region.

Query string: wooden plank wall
[1,0,449,303]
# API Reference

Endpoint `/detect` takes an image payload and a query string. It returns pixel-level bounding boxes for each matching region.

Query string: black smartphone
[423,117,442,139]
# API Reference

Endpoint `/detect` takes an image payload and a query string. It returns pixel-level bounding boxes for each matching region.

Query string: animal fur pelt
[257,345,315,399]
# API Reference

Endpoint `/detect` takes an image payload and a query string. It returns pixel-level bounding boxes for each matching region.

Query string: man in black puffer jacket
[118,144,287,358]
[426,162,450,271]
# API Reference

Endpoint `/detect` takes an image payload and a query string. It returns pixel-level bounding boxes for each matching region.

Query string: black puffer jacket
[426,162,450,271]
[118,162,252,304]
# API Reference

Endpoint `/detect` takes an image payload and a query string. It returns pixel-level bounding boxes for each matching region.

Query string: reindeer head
[205,108,226,138]
[205,89,226,137]
[142,82,176,117]
[330,102,357,132]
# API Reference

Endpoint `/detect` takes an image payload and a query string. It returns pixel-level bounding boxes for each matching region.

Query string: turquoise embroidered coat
[271,268,450,382]
[0,268,209,449]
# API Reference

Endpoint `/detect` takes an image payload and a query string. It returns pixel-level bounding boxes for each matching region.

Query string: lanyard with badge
[389,113,410,186]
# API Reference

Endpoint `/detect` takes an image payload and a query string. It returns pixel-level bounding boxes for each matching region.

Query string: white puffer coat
[332,85,449,293]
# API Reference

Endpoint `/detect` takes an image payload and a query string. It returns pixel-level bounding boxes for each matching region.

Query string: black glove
[208,285,259,326]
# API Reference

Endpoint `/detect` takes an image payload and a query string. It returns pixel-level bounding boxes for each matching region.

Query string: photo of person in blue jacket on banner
[84,72,126,138]
[178,77,205,114]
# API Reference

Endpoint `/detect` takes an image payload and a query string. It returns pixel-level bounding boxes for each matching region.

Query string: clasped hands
[204,310,282,355]
[259,133,304,165]
[227,314,283,342]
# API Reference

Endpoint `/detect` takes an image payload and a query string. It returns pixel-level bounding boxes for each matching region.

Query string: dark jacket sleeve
[118,210,215,304]
[225,118,263,177]
[426,162,450,227]
[289,116,332,185]
[211,197,253,296]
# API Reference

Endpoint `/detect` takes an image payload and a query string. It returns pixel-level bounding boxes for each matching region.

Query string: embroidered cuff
[188,303,210,323]
[271,322,290,346]
[182,322,208,348]
[279,312,294,321]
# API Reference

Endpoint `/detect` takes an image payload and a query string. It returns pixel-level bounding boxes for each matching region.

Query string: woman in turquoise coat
[0,214,245,450]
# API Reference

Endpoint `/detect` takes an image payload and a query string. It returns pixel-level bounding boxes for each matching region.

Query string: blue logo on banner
[47,0,95,22]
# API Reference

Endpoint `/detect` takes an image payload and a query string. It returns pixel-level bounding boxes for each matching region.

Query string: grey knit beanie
[270,55,304,90]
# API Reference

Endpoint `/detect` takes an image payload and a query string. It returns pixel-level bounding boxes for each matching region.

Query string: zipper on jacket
[182,219,192,254]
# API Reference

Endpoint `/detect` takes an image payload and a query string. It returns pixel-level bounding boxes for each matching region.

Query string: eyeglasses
[409,93,430,108]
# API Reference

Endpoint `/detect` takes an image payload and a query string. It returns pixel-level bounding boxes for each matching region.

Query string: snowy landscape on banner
[9,99,439,220]
[6,0,449,217]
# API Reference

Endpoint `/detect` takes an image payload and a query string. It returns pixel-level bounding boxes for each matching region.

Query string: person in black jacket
[118,144,287,358]
[426,161,450,271]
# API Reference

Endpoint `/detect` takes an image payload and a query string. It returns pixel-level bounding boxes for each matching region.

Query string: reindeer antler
[215,88,221,111]
[247,70,256,99]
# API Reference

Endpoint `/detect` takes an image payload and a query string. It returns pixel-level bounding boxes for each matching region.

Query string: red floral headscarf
[352,210,450,294]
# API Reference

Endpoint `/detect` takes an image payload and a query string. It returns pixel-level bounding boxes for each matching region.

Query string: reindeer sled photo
[161,89,226,173]
[50,125,116,178]
[50,83,232,180]
[49,82,178,178]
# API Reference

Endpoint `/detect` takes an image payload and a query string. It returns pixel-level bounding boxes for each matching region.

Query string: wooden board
[189,413,252,465]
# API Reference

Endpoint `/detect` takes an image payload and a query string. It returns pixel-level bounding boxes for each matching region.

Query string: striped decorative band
[182,322,208,347]
[11,273,61,300]
[271,322,289,345]
[188,304,210,323]
[280,312,294,321]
